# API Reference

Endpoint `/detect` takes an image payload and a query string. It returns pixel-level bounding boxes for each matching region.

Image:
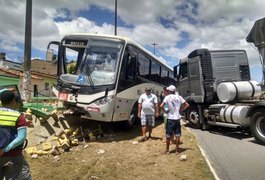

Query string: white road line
[183,121,220,180]
[197,142,220,180]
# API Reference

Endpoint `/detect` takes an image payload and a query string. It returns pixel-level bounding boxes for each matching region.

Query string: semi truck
[174,48,265,144]
[173,18,265,145]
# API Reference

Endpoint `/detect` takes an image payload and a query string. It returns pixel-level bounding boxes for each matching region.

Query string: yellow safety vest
[0,108,20,127]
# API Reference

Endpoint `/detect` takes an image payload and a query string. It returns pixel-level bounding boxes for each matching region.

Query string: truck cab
[176,49,250,104]
[174,48,265,145]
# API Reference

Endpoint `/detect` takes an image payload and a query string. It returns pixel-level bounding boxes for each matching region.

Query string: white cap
[166,85,176,92]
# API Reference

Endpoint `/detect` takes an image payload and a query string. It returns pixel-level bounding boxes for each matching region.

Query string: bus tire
[124,107,138,130]
[250,110,265,145]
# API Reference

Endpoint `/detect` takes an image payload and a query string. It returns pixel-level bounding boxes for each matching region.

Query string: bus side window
[126,55,136,79]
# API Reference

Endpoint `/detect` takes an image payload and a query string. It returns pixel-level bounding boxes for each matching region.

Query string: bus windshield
[60,37,124,86]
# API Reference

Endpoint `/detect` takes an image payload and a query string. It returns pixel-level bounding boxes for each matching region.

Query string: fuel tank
[219,105,250,127]
[217,80,261,103]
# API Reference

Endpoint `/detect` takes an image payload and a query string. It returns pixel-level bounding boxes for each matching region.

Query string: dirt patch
[26,117,214,180]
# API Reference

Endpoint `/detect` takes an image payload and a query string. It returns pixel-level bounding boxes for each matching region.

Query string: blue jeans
[0,155,31,180]
[22,158,32,180]
[0,155,23,180]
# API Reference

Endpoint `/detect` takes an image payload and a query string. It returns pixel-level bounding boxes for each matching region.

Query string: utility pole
[114,0,117,35]
[152,43,158,55]
[23,0,32,102]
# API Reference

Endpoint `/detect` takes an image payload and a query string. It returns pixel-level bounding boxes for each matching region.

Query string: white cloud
[0,40,21,52]
[0,0,264,83]
[123,23,180,49]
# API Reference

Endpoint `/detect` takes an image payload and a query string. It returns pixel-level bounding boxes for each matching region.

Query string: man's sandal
[163,151,170,155]
[138,137,147,142]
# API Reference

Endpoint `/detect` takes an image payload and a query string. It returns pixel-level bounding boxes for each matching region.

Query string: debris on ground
[26,118,215,180]
[97,149,105,154]
[180,154,187,161]
[132,141,138,145]
[25,123,105,158]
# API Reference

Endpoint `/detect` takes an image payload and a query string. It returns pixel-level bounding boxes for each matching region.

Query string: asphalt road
[189,126,265,180]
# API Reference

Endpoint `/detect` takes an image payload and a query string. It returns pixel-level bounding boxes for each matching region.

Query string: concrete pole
[23,0,32,102]
[114,0,117,35]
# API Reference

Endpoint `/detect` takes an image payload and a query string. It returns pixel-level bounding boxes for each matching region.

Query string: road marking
[197,142,220,180]
[184,122,220,180]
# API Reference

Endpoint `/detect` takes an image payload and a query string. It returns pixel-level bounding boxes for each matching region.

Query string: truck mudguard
[245,101,265,117]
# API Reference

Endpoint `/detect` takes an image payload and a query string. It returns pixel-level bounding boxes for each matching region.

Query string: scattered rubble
[132,141,138,145]
[90,176,99,179]
[25,122,105,158]
[53,155,60,162]
[31,154,38,159]
[180,154,187,161]
[97,149,105,154]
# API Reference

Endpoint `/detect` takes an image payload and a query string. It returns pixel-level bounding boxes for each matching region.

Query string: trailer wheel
[250,110,265,145]
[187,106,201,129]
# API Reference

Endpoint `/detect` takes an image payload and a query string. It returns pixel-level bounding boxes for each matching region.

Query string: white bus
[47,34,175,128]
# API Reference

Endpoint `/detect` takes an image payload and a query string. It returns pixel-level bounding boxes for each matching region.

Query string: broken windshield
[59,37,124,86]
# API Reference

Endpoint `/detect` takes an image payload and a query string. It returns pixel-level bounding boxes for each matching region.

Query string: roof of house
[0,68,43,80]
[31,59,57,76]
[1,59,57,78]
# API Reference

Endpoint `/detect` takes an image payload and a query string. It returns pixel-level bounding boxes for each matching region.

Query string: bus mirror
[46,41,60,62]
[46,49,53,61]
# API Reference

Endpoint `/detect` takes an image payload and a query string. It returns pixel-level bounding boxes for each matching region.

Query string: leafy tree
[67,63,76,74]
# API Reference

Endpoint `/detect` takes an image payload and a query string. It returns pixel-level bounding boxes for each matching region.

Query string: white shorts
[141,114,155,126]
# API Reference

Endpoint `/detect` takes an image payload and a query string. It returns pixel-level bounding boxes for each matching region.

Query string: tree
[67,63,76,74]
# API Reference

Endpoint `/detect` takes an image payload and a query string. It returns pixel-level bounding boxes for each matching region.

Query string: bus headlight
[95,96,113,105]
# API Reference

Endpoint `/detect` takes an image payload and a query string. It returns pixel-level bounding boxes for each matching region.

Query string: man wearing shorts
[160,85,189,154]
[138,87,159,142]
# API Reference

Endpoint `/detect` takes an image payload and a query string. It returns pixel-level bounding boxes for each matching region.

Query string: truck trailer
[173,48,265,144]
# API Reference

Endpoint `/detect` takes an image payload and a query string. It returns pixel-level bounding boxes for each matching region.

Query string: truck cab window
[179,62,188,79]
[190,61,199,77]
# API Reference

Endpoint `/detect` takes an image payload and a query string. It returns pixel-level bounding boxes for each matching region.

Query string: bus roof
[62,33,173,71]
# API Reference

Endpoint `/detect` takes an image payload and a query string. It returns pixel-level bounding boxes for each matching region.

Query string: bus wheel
[250,110,265,145]
[188,106,201,129]
[124,107,138,130]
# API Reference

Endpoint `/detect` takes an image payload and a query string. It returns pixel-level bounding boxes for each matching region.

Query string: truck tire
[187,106,202,129]
[250,110,265,145]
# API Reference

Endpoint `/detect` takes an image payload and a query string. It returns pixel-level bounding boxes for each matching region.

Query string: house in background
[0,67,43,93]
[0,53,22,70]
[0,52,21,88]
[0,53,57,98]
[31,59,57,97]
[0,68,20,86]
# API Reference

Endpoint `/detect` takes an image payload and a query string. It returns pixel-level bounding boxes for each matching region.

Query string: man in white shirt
[160,85,189,154]
[138,87,159,142]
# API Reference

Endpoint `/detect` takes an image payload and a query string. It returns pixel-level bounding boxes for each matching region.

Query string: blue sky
[0,0,264,81]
